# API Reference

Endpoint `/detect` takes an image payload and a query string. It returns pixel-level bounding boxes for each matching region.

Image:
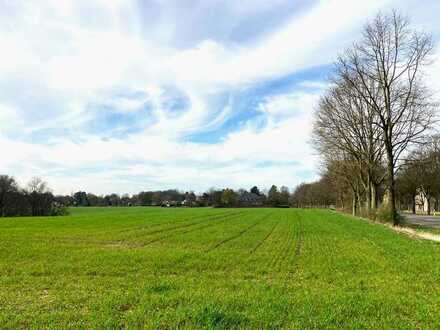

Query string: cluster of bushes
[0,175,68,217]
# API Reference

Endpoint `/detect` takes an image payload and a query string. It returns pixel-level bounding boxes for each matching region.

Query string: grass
[0,207,439,328]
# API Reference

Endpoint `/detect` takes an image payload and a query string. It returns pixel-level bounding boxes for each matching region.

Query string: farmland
[1,207,439,328]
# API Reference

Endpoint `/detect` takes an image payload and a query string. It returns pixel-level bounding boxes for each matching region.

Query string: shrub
[376,204,404,225]
[51,203,69,216]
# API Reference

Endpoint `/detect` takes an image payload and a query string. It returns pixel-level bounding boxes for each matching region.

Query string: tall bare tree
[313,80,385,215]
[336,11,435,224]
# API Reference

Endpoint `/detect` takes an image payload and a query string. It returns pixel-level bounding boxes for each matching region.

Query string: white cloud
[0,87,320,194]
[1,0,438,194]
[428,50,440,95]
[298,81,329,89]
[257,92,320,120]
[0,104,22,133]
[166,0,391,87]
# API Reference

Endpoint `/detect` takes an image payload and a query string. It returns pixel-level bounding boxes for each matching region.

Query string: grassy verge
[400,222,440,235]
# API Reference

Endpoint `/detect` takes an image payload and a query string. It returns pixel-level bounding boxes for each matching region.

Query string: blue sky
[0,0,439,194]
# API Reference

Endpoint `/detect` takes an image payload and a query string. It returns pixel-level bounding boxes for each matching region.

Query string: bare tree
[324,155,365,216]
[279,186,290,205]
[313,79,385,215]
[26,177,52,216]
[336,11,435,224]
[291,176,336,209]
[0,175,18,217]
[221,188,236,207]
[27,177,49,194]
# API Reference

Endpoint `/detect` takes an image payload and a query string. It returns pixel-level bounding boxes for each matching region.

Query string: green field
[1,207,439,329]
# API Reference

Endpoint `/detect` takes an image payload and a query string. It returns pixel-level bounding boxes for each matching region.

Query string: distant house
[414,189,437,214]
[181,199,196,207]
[161,201,180,207]
[238,192,264,207]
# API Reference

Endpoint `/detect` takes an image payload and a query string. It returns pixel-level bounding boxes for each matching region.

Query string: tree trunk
[427,197,431,216]
[385,146,399,225]
[412,193,416,214]
[0,194,4,217]
[366,174,372,215]
[352,190,357,216]
[371,183,377,210]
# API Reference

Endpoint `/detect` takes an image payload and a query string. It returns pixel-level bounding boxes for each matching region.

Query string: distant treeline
[1,173,340,218]
[0,175,68,217]
[55,185,294,208]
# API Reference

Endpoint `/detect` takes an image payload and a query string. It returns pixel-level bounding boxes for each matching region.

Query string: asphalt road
[403,214,440,229]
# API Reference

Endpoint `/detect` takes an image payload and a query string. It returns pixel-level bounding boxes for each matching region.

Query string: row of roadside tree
[297,10,438,225]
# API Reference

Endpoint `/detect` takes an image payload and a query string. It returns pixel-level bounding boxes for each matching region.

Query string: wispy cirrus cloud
[0,0,438,194]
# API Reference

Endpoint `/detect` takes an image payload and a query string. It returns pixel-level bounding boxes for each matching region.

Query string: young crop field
[0,207,439,328]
